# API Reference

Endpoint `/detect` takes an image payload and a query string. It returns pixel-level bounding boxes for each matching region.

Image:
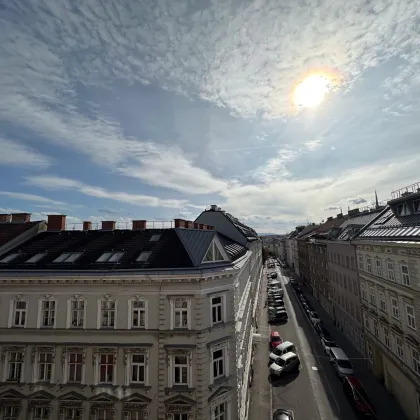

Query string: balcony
[391,182,420,200]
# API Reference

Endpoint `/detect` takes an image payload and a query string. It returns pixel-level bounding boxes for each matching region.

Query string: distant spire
[375,190,379,208]
[340,207,343,214]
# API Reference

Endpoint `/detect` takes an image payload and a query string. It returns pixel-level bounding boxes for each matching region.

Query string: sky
[1,0,420,234]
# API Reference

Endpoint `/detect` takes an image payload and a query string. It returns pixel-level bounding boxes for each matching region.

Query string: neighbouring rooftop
[0,213,42,247]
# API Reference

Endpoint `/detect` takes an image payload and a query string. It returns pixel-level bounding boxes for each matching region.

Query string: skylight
[203,241,226,263]
[0,253,20,263]
[53,252,83,263]
[96,252,124,263]
[150,234,161,242]
[26,253,46,263]
[136,251,151,262]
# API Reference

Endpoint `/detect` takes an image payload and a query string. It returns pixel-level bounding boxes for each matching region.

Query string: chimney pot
[83,221,92,231]
[47,214,66,231]
[0,214,11,223]
[11,213,31,223]
[101,221,116,231]
[132,220,147,230]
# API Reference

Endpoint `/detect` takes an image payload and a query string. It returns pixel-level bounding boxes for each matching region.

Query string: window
[6,351,23,381]
[396,337,404,359]
[0,253,19,263]
[96,252,124,263]
[173,355,189,385]
[366,256,372,273]
[360,283,366,300]
[373,319,379,337]
[67,351,83,383]
[131,354,146,383]
[406,305,416,330]
[99,353,114,383]
[211,295,224,324]
[367,342,373,364]
[387,261,395,281]
[26,253,46,263]
[379,292,386,311]
[213,402,227,420]
[53,252,82,263]
[136,251,151,262]
[3,406,19,420]
[358,255,364,270]
[364,315,370,331]
[348,279,352,293]
[412,348,420,375]
[203,240,226,263]
[376,259,382,277]
[40,299,56,328]
[11,299,27,327]
[384,328,390,348]
[63,408,82,420]
[33,407,50,420]
[212,347,226,381]
[397,203,410,216]
[401,264,410,286]
[130,299,147,328]
[172,299,190,329]
[36,351,53,382]
[346,256,349,267]
[126,411,146,420]
[391,298,399,319]
[351,256,355,269]
[353,280,358,296]
[369,287,376,305]
[150,234,161,241]
[100,299,116,328]
[69,299,85,328]
[414,199,420,214]
[96,409,113,420]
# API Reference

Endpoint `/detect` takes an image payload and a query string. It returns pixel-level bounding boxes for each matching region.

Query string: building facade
[0,210,262,420]
[353,184,420,420]
[285,233,294,268]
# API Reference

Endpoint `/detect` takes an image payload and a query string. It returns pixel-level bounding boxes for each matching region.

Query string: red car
[269,331,283,349]
[343,375,375,417]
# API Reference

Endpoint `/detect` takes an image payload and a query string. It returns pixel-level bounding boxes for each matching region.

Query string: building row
[281,182,420,420]
[0,205,263,420]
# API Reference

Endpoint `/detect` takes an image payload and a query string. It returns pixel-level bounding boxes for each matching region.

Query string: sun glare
[294,74,331,108]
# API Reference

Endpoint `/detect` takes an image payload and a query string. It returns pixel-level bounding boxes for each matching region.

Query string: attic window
[203,241,226,263]
[0,253,19,263]
[397,203,411,216]
[150,234,161,241]
[136,251,151,262]
[26,253,46,263]
[53,252,82,263]
[414,200,420,214]
[96,252,124,263]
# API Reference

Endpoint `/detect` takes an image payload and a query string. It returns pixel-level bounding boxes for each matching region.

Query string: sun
[294,74,331,108]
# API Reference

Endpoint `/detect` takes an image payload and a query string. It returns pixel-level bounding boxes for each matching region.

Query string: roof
[296,225,319,239]
[338,210,382,230]
[0,227,247,272]
[354,206,420,242]
[0,221,40,247]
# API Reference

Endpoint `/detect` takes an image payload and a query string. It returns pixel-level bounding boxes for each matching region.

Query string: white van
[269,341,296,364]
[329,347,354,377]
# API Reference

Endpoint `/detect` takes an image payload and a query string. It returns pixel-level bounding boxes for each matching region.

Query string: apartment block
[0,208,262,420]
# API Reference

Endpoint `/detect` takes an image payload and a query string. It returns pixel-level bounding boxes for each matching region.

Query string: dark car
[315,325,331,338]
[273,409,294,420]
[269,310,288,323]
[342,375,375,416]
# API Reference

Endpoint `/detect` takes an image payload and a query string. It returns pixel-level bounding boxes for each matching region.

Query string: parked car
[329,347,354,377]
[314,324,331,338]
[269,272,278,279]
[308,311,321,325]
[321,336,336,355]
[268,309,288,324]
[269,352,300,376]
[269,341,297,364]
[269,331,283,349]
[273,409,294,420]
[342,375,375,417]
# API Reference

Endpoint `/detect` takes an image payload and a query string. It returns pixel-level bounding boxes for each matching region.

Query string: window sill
[209,375,230,390]
[123,384,151,391]
[165,385,194,394]
[91,384,118,391]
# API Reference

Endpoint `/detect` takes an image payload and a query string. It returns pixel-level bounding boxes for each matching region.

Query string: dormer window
[0,253,20,263]
[397,203,411,216]
[414,200,420,214]
[53,252,82,263]
[203,240,226,263]
[96,252,124,263]
[136,251,151,262]
[149,234,161,241]
[26,253,46,263]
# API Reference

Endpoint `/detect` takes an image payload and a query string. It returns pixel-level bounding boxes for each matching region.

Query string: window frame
[401,264,410,286]
[37,297,58,329]
[383,327,390,348]
[171,353,190,387]
[64,348,85,384]
[379,291,386,312]
[387,260,395,281]
[4,349,24,382]
[32,406,51,420]
[366,256,372,273]
[66,296,87,329]
[210,342,229,384]
[170,298,191,330]
[53,252,82,263]
[34,349,54,383]
[8,297,28,328]
[128,297,148,329]
[396,336,404,360]
[96,251,124,263]
[358,254,364,270]
[375,258,382,277]
[360,283,367,300]
[406,304,416,330]
[95,351,116,385]
[391,297,400,320]
[369,286,376,305]
[127,351,148,385]
[412,348,420,376]
[97,297,117,329]
[3,405,20,420]
[210,294,226,326]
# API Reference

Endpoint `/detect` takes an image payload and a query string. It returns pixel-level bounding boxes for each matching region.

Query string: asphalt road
[266,264,363,420]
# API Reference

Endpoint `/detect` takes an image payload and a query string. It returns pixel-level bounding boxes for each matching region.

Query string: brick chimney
[101,221,116,231]
[186,221,194,228]
[202,224,214,230]
[174,219,187,228]
[0,214,11,223]
[47,214,66,231]
[11,213,31,223]
[132,220,147,230]
[83,221,92,231]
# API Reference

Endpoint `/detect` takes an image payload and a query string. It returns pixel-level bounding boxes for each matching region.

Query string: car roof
[271,331,280,337]
[345,375,363,388]
[273,409,294,420]
[329,347,349,360]
[280,351,297,360]
[277,341,294,350]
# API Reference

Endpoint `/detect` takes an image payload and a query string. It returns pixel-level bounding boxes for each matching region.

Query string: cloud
[347,197,367,205]
[0,191,66,206]
[25,175,189,209]
[0,137,51,168]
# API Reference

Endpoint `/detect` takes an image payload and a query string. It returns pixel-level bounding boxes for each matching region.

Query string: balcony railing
[391,182,420,200]
[65,220,174,231]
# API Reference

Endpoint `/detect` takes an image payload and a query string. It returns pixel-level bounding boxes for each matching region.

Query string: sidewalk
[301,286,408,420]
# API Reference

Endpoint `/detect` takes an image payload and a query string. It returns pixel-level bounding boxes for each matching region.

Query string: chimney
[327,217,333,221]
[101,221,116,231]
[0,214,11,223]
[174,219,187,228]
[348,208,360,216]
[83,221,92,231]
[210,205,218,211]
[186,221,194,229]
[132,220,147,230]
[47,214,66,231]
[202,224,214,230]
[11,213,31,223]
[336,213,343,219]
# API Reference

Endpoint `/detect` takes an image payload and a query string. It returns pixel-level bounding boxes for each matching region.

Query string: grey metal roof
[338,210,382,229]
[175,229,215,266]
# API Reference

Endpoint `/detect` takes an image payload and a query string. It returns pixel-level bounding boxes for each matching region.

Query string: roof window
[397,203,411,216]
[53,252,83,263]
[203,241,226,263]
[136,251,152,262]
[96,252,124,263]
[26,253,46,263]
[149,234,161,242]
[0,253,20,263]
[414,200,420,214]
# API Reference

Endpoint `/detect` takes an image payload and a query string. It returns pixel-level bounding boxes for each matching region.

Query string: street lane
[267,263,362,420]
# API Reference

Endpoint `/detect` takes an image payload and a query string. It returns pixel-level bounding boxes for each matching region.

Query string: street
[249,262,406,420]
